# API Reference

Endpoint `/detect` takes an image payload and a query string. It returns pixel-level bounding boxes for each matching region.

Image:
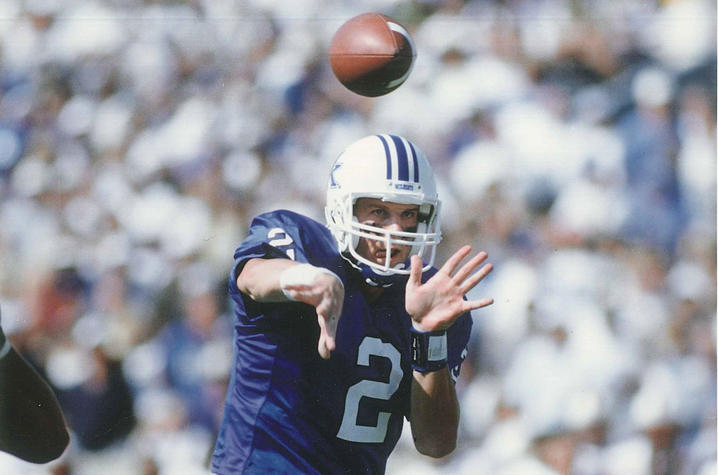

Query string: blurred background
[0,0,714,474]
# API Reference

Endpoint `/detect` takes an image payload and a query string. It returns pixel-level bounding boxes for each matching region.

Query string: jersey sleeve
[230,211,314,284]
[229,210,345,313]
[228,211,327,325]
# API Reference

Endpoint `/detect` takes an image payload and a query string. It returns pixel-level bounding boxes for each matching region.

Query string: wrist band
[280,264,343,301]
[410,326,448,373]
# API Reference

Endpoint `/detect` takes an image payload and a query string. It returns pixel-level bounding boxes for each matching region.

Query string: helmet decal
[329,162,342,188]
[377,134,393,180]
[377,134,420,183]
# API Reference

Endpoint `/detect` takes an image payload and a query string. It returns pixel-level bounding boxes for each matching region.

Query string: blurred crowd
[0,0,715,474]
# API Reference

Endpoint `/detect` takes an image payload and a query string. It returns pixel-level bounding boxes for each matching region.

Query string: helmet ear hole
[418,203,434,224]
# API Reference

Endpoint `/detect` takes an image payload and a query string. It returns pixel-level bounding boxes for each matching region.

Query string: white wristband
[279,264,343,301]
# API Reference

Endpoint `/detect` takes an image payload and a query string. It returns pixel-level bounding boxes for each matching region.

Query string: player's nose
[382,216,404,233]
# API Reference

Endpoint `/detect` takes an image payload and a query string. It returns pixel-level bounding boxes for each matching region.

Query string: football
[329,13,416,97]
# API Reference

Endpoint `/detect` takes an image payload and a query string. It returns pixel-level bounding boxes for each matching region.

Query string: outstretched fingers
[459,261,493,294]
[439,245,472,276]
[452,251,488,285]
[464,296,494,312]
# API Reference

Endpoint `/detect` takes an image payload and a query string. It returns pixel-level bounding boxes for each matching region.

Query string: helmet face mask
[325,134,442,286]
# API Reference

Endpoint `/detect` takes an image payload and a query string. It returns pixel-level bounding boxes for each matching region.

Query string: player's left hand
[406,245,493,332]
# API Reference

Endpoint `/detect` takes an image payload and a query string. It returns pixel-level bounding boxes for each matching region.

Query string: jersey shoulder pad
[248,209,340,265]
[251,210,331,241]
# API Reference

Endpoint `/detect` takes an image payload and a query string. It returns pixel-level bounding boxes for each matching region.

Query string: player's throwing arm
[238,258,345,359]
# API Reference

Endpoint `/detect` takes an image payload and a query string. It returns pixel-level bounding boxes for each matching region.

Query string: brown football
[329,13,416,97]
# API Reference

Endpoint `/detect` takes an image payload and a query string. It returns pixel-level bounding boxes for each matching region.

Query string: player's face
[353,198,419,268]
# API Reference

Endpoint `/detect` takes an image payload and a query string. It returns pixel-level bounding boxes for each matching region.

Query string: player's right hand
[282,272,344,359]
[406,245,493,332]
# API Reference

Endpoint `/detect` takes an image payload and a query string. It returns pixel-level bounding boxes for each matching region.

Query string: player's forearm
[409,368,460,458]
[236,258,298,302]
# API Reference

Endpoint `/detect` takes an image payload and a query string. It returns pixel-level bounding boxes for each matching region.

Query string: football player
[211,134,493,474]
[0,304,69,463]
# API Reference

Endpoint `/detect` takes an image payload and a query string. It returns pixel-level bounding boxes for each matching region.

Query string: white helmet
[325,134,442,286]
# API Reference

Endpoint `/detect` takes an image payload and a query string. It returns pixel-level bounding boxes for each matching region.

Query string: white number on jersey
[267,227,296,261]
[337,337,403,443]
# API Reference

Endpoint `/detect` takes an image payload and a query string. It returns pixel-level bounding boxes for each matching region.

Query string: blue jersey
[211,210,472,474]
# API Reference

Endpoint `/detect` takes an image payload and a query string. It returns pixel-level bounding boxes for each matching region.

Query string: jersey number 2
[268,228,296,261]
[337,337,403,443]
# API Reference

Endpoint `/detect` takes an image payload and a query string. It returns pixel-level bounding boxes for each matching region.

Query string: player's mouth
[375,249,401,261]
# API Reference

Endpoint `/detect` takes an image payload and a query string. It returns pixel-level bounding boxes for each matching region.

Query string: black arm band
[410,327,448,373]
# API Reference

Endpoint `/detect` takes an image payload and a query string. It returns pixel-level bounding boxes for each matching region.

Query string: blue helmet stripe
[408,140,419,182]
[390,135,409,181]
[376,135,392,180]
